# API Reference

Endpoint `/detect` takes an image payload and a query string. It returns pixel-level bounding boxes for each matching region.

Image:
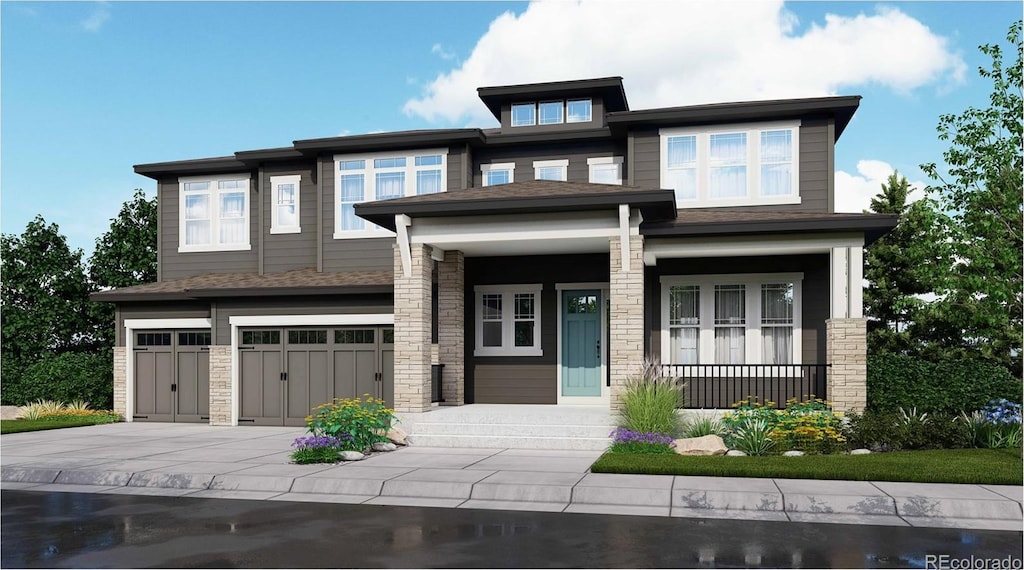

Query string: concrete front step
[412,422,615,439]
[408,434,611,451]
[412,404,614,427]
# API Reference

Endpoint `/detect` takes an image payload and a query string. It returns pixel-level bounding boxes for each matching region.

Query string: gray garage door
[239,327,394,427]
[133,330,210,422]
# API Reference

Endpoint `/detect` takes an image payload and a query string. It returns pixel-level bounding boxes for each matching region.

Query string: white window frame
[511,103,537,127]
[660,273,803,366]
[533,159,568,182]
[474,284,543,357]
[538,101,564,125]
[178,174,251,253]
[270,174,301,234]
[566,99,593,123]
[333,149,447,239]
[587,156,623,185]
[481,162,516,187]
[660,121,801,208]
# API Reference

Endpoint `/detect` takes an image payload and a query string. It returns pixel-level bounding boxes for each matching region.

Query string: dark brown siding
[212,295,392,345]
[474,365,557,404]
[159,175,259,281]
[645,254,829,365]
[465,253,609,404]
[115,302,212,346]
[630,119,833,212]
[472,141,625,187]
[263,162,317,274]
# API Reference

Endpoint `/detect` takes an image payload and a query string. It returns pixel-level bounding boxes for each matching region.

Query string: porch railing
[661,364,830,409]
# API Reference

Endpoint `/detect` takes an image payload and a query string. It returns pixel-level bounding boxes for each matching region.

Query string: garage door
[239,326,394,427]
[133,330,210,422]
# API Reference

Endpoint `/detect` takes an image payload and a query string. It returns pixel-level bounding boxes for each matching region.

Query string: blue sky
[1,1,1019,254]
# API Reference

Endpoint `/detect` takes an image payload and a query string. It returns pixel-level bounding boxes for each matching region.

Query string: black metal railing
[661,364,830,409]
[431,364,445,403]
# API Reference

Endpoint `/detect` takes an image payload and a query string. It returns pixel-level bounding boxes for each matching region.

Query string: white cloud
[431,43,457,61]
[404,1,965,125]
[80,2,111,32]
[835,159,926,213]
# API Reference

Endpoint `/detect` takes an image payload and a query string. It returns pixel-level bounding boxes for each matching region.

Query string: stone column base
[208,346,232,425]
[113,347,126,419]
[826,318,868,413]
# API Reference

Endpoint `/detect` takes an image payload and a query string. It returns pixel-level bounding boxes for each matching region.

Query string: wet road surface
[2,490,1021,568]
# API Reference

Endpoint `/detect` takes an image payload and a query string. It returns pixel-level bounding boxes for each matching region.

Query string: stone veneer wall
[826,317,868,413]
[609,234,645,411]
[113,347,126,418]
[208,346,232,425]
[438,250,465,405]
[393,244,433,412]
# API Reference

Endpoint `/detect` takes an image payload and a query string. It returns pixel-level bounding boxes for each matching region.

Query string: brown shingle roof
[91,267,393,302]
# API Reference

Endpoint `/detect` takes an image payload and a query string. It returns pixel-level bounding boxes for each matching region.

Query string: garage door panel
[333,352,356,399]
[176,351,204,419]
[354,350,378,400]
[261,352,282,418]
[286,350,329,423]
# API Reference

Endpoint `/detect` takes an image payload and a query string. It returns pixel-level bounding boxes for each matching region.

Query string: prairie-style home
[94,77,896,428]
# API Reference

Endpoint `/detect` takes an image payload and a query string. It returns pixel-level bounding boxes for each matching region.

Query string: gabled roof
[641,210,897,245]
[90,267,393,302]
[478,76,630,120]
[354,180,677,231]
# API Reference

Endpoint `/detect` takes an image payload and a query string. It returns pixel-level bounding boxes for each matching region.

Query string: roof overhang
[644,233,866,266]
[293,129,484,154]
[477,77,629,120]
[641,212,897,245]
[133,157,251,179]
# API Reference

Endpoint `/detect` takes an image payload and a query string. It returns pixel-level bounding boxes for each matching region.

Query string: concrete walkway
[1,423,1021,531]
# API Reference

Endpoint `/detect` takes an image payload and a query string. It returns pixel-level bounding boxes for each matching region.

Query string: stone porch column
[112,347,126,418]
[393,243,433,412]
[826,318,867,413]
[609,234,645,411]
[208,346,232,425]
[438,250,465,405]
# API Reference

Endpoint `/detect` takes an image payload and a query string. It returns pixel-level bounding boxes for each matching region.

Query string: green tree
[88,190,158,347]
[921,20,1023,373]
[864,172,953,356]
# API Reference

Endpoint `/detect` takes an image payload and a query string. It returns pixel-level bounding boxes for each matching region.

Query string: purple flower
[292,434,351,450]
[610,427,675,446]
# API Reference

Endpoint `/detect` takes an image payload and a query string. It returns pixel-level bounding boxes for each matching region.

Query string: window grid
[511,103,536,127]
[334,151,446,237]
[538,101,563,125]
[288,330,328,344]
[137,332,172,346]
[513,293,535,348]
[669,285,699,365]
[566,99,592,123]
[179,176,249,251]
[178,332,211,346]
[242,331,280,345]
[335,329,375,344]
[475,286,542,356]
[271,175,301,234]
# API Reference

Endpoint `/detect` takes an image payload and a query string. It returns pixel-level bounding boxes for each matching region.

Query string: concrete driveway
[1,422,1021,531]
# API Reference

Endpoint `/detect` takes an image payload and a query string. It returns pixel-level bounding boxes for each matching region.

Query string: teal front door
[562,290,602,397]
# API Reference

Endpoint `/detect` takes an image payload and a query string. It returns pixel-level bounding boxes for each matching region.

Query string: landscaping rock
[340,451,365,461]
[782,450,805,457]
[673,435,728,456]
[0,406,21,420]
[850,448,871,455]
[386,426,408,446]
[725,450,747,457]
[372,442,398,452]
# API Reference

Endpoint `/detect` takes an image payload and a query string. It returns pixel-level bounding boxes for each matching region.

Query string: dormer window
[538,101,563,125]
[510,99,593,127]
[512,103,536,127]
[567,99,592,123]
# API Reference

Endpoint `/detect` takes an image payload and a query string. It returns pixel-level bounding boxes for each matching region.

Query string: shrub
[619,359,684,436]
[728,418,774,456]
[608,428,676,454]
[845,410,972,451]
[961,400,1023,449]
[680,412,726,438]
[769,415,846,455]
[8,353,113,410]
[868,354,1022,414]
[39,409,119,423]
[721,397,781,433]
[305,395,396,452]
[290,435,350,464]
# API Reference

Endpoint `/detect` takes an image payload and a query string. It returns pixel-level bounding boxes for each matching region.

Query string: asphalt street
[2,490,1021,568]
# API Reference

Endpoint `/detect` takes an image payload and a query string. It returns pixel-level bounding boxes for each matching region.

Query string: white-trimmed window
[270,175,301,234]
[179,174,251,252]
[510,99,592,127]
[481,162,515,186]
[660,121,800,207]
[662,274,802,365]
[475,284,542,356]
[333,149,447,238]
[588,156,623,185]
[533,159,568,181]
[567,99,592,123]
[539,101,563,125]
[512,103,536,127]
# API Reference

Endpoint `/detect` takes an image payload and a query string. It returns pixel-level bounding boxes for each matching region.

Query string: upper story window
[588,156,623,185]
[178,175,251,253]
[270,175,301,234]
[481,162,515,186]
[533,159,568,181]
[660,121,800,208]
[511,99,593,127]
[334,149,446,238]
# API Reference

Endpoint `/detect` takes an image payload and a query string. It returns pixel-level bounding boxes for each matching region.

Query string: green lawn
[1,417,118,434]
[591,448,1023,485]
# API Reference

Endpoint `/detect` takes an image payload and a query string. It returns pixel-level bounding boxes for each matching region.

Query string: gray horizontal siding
[262,162,318,274]
[213,295,393,345]
[645,254,829,365]
[115,302,212,346]
[159,176,259,281]
[472,141,625,187]
[629,119,833,212]
[473,365,556,404]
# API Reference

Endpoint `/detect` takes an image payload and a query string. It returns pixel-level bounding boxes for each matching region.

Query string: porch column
[609,234,645,411]
[438,250,465,405]
[393,243,433,412]
[112,347,127,418]
[208,346,232,425]
[827,245,867,413]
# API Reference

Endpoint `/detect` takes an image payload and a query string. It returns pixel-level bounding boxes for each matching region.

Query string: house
[93,77,896,427]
